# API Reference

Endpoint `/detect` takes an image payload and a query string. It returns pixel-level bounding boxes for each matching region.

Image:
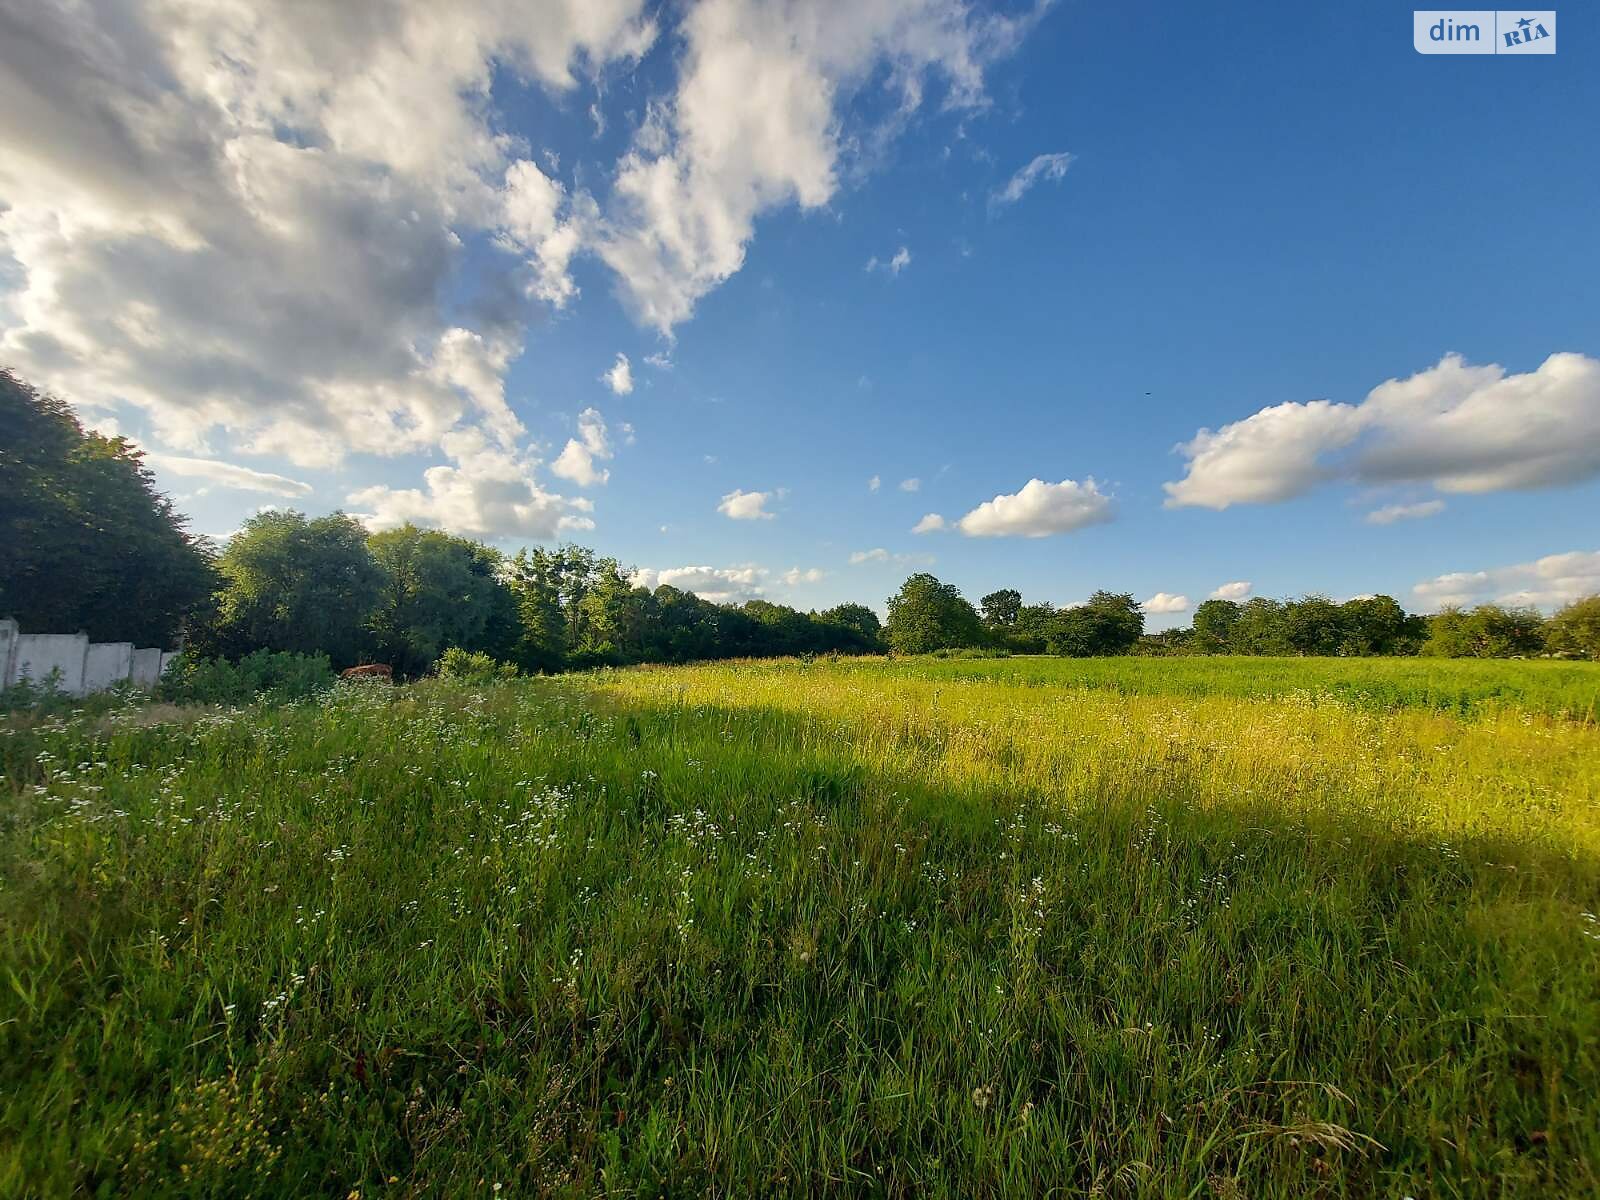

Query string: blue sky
[2,1,1596,624]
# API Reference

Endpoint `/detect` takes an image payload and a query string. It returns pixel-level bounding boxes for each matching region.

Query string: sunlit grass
[3,656,1599,1196]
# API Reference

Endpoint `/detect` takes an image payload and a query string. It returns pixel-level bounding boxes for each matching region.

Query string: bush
[435,647,519,683]
[158,649,334,706]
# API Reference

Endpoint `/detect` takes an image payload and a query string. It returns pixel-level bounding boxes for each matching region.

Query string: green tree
[0,370,216,644]
[1048,591,1144,657]
[817,603,884,650]
[505,545,601,671]
[1283,595,1348,656]
[1190,599,1240,654]
[1338,594,1425,656]
[884,573,983,654]
[1422,604,1546,658]
[1232,598,1291,655]
[201,511,384,668]
[980,589,1022,629]
[1545,595,1600,660]
[366,525,517,677]
[1010,602,1058,653]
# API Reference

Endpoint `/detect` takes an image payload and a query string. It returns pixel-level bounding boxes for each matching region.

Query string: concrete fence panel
[85,642,135,692]
[129,647,165,688]
[13,633,90,695]
[0,619,17,688]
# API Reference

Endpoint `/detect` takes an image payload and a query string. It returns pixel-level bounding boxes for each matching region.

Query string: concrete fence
[0,619,179,697]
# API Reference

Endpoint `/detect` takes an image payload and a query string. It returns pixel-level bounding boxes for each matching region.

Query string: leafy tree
[1422,604,1546,658]
[1545,595,1600,660]
[1339,594,1425,656]
[1010,602,1058,653]
[1232,598,1292,655]
[980,589,1022,629]
[1048,591,1144,656]
[818,603,884,650]
[366,525,517,677]
[1190,599,1241,653]
[0,370,216,644]
[505,545,602,671]
[200,511,384,668]
[1283,595,1348,656]
[884,574,983,654]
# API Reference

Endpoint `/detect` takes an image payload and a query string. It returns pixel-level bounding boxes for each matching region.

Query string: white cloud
[912,512,948,534]
[955,478,1113,538]
[782,566,827,585]
[350,428,594,541]
[631,564,765,604]
[1210,581,1253,601]
[593,0,1039,332]
[1413,549,1600,612]
[899,477,921,492]
[1166,353,1600,509]
[601,352,634,395]
[867,246,912,276]
[1142,592,1190,614]
[1365,499,1446,525]
[849,548,933,566]
[718,487,776,520]
[644,350,674,370]
[868,474,882,492]
[990,151,1073,208]
[0,1,658,468]
[550,407,615,487]
[145,453,312,498]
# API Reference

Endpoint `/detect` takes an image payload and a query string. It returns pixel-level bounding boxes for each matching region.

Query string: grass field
[3,656,1600,1197]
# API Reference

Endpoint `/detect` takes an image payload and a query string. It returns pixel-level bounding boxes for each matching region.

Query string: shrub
[158,649,334,706]
[436,647,519,683]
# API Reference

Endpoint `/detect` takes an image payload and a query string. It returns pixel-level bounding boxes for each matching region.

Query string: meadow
[3,655,1599,1197]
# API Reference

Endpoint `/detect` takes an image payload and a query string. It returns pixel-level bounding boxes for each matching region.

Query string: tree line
[5,369,1598,671]
[884,578,1600,660]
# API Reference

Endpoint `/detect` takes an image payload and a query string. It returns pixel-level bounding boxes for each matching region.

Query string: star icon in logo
[1516,16,1534,30]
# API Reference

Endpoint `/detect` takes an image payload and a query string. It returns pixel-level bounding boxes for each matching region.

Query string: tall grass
[2,657,1598,1196]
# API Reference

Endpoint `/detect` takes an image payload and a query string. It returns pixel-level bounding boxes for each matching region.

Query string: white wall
[0,619,16,689]
[129,647,164,688]
[84,642,135,692]
[12,633,89,695]
[1,621,178,695]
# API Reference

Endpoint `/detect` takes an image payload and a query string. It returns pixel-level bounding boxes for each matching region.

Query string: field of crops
[4,655,1600,1197]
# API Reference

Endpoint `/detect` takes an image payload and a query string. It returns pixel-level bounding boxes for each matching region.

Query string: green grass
[863,653,1600,722]
[3,656,1599,1197]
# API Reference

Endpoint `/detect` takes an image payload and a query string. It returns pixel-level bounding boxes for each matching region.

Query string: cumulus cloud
[550,407,615,487]
[1142,592,1190,614]
[0,1,658,463]
[1166,353,1600,510]
[1413,549,1600,612]
[1210,581,1252,601]
[349,428,594,541]
[867,246,912,276]
[0,0,672,540]
[990,151,1073,208]
[955,478,1113,538]
[717,487,776,520]
[782,566,827,585]
[1365,499,1446,525]
[868,475,882,492]
[601,353,634,395]
[912,512,948,534]
[593,0,1040,332]
[145,454,312,498]
[630,564,766,604]
[899,477,921,492]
